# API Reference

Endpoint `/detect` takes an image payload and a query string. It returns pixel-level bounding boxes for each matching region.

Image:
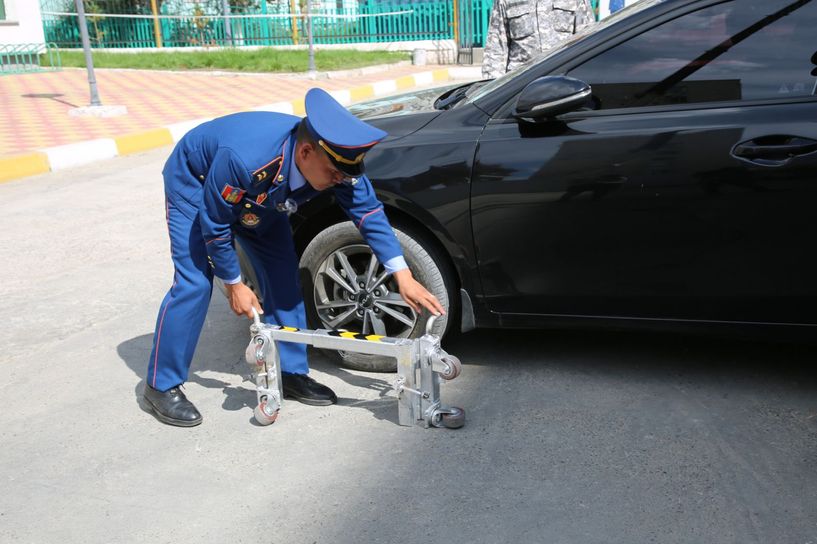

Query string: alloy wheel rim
[313,244,417,339]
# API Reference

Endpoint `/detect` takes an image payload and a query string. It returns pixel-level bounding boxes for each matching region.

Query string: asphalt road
[1,148,816,544]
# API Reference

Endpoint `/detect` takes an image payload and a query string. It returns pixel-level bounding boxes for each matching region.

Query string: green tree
[85,0,107,44]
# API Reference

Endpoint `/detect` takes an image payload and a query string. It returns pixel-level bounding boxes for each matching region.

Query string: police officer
[143,88,445,427]
[482,0,595,79]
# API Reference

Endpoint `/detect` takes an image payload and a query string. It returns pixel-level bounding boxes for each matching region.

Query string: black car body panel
[473,101,817,325]
[293,0,817,332]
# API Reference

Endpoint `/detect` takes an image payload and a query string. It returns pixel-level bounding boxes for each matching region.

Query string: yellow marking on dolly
[281,326,299,332]
[327,330,385,341]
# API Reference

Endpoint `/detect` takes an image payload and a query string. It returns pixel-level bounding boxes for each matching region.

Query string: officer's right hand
[225,282,263,320]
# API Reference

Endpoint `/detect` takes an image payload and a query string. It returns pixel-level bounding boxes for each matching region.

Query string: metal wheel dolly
[245,308,465,429]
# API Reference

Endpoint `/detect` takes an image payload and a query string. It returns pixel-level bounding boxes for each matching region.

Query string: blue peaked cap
[304,87,387,176]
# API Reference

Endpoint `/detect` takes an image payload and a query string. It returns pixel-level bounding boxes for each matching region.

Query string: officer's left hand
[392,269,446,317]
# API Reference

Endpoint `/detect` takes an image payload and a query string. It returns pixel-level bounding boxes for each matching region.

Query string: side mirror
[513,75,592,121]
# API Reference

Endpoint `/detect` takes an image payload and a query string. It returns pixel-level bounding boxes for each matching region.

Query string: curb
[0,66,476,184]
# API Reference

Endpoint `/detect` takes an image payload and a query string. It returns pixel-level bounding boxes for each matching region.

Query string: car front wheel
[300,221,452,372]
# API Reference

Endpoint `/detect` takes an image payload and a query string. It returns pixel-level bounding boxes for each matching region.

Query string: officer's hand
[392,269,446,317]
[225,282,263,320]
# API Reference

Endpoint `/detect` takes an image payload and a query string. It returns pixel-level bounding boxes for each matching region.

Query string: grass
[52,49,410,73]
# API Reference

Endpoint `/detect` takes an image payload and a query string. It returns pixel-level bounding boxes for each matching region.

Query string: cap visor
[332,156,364,177]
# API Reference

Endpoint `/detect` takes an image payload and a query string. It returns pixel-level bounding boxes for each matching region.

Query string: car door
[470,0,817,325]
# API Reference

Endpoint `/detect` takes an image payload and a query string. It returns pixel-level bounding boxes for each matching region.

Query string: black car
[248,0,817,371]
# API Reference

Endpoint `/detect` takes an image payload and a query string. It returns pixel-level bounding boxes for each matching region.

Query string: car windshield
[464,0,666,104]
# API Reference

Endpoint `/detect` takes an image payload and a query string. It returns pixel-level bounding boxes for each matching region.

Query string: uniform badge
[256,192,268,205]
[221,184,246,204]
[276,198,298,215]
[240,212,261,228]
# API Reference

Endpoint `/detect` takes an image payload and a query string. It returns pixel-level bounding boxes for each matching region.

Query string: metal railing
[0,43,62,75]
[41,0,457,49]
[40,0,602,52]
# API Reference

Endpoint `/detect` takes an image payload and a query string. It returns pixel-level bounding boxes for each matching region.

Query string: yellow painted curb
[291,98,306,116]
[350,85,375,102]
[0,153,51,183]
[432,69,450,82]
[395,75,416,90]
[115,128,174,155]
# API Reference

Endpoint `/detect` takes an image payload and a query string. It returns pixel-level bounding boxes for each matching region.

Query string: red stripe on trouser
[151,280,176,387]
[152,197,176,388]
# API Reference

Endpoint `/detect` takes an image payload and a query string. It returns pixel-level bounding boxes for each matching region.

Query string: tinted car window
[465,0,663,105]
[568,0,817,110]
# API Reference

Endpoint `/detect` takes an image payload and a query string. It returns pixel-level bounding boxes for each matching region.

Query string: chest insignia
[256,192,268,205]
[240,212,261,228]
[221,184,245,204]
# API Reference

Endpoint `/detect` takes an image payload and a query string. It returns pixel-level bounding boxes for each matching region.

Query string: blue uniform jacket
[162,112,403,281]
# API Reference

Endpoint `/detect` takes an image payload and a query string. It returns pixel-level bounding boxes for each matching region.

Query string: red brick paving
[0,64,442,158]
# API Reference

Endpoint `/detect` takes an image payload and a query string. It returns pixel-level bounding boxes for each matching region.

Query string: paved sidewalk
[0,63,477,182]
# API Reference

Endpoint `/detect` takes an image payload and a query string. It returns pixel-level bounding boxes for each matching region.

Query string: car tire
[300,221,453,372]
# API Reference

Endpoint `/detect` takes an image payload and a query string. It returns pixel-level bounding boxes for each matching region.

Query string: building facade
[0,0,46,44]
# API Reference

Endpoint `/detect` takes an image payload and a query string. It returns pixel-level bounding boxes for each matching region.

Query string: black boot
[143,384,203,427]
[281,373,338,406]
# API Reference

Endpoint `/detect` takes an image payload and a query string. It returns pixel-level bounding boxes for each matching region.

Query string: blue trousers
[146,194,308,392]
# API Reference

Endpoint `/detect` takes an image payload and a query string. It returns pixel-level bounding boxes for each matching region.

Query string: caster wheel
[245,336,266,368]
[439,355,462,380]
[441,406,465,429]
[254,402,279,426]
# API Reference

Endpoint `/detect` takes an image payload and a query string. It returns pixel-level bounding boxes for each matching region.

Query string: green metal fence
[41,0,458,49]
[40,0,600,50]
[0,43,62,74]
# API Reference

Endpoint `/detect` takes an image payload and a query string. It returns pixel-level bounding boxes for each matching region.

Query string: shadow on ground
[116,296,404,424]
[445,326,817,387]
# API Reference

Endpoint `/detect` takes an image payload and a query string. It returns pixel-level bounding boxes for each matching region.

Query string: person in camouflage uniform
[482,0,595,79]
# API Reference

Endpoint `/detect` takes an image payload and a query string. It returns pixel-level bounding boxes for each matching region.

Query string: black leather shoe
[282,373,338,406]
[143,384,203,427]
